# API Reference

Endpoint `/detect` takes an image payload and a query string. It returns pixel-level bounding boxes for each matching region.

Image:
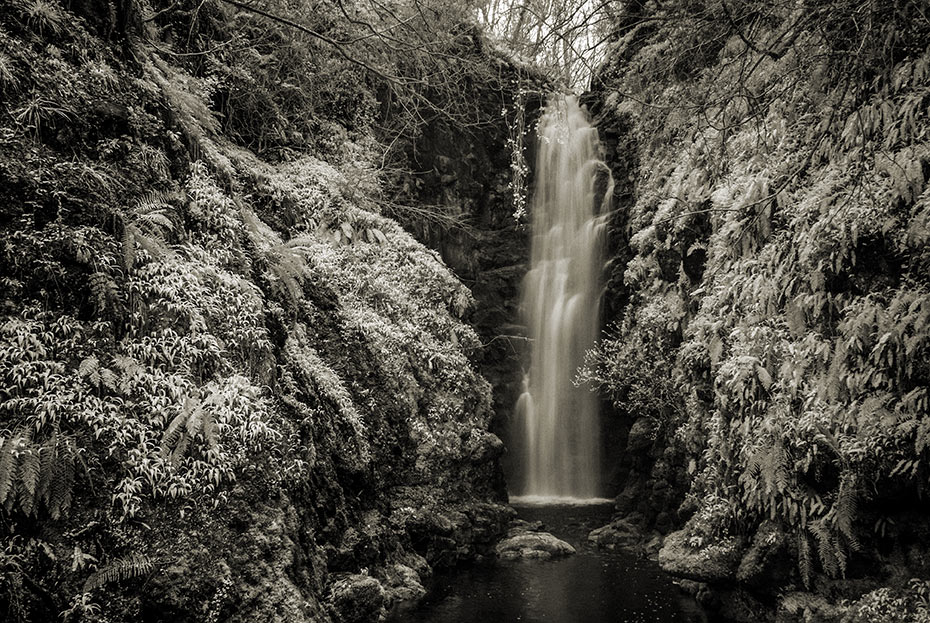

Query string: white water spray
[514,94,612,500]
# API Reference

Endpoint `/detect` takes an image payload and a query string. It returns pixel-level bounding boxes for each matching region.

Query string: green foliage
[0,431,75,519]
[597,0,930,580]
[0,2,504,619]
[581,289,686,431]
[844,579,930,623]
[82,553,155,593]
[14,0,67,36]
[121,190,178,271]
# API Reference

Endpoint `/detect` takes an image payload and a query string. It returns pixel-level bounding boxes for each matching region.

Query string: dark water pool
[389,501,706,623]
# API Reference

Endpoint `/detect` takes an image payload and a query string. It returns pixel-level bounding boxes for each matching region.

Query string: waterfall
[514,94,613,500]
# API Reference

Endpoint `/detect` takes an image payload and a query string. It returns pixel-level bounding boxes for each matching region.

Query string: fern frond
[160,408,189,457]
[286,233,316,248]
[773,444,790,493]
[36,433,56,509]
[137,211,175,232]
[0,435,21,505]
[266,243,308,305]
[809,519,841,577]
[121,191,177,270]
[122,223,136,271]
[0,432,75,518]
[113,355,143,394]
[99,368,118,391]
[169,434,190,466]
[185,402,203,439]
[79,356,102,388]
[17,445,40,515]
[134,190,174,215]
[202,409,217,451]
[83,553,155,593]
[47,438,74,520]
[134,230,170,259]
[112,355,143,378]
[834,473,860,551]
[798,531,812,588]
[88,272,118,317]
[78,356,100,378]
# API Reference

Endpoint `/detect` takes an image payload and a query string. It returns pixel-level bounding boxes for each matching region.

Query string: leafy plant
[82,553,155,593]
[0,431,76,518]
[596,0,930,580]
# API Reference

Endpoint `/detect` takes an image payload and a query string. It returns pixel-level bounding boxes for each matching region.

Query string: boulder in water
[495,532,576,560]
[588,517,641,550]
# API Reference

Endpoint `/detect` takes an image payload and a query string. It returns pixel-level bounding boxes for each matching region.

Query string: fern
[88,272,118,317]
[160,396,219,465]
[0,435,22,506]
[0,432,74,518]
[135,190,175,216]
[809,518,843,577]
[82,553,155,593]
[16,446,40,516]
[35,434,55,511]
[78,356,100,383]
[834,473,860,551]
[45,436,74,519]
[121,191,177,270]
[121,224,136,271]
[266,244,307,305]
[798,531,813,588]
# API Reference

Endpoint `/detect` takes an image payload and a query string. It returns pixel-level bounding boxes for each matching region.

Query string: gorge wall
[386,70,547,477]
[586,0,930,620]
[0,4,522,621]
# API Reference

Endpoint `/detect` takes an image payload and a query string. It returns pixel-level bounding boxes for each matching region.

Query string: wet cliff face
[0,6,516,622]
[581,93,689,520]
[408,115,526,443]
[586,0,930,619]
[385,71,548,488]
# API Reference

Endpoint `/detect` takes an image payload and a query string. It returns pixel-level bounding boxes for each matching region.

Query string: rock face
[380,563,427,605]
[496,532,576,560]
[390,73,549,480]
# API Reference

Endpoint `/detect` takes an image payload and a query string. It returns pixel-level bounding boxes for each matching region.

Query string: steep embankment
[384,71,547,469]
[0,3,515,621]
[588,1,930,620]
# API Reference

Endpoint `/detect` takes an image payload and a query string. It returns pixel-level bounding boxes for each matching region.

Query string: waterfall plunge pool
[388,500,707,623]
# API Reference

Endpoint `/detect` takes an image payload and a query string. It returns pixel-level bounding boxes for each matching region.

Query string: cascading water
[514,94,613,500]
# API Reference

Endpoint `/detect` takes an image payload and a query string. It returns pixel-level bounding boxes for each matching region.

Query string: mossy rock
[658,529,746,583]
[496,532,576,560]
[736,520,793,591]
[327,574,385,623]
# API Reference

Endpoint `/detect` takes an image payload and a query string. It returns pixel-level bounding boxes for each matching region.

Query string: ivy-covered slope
[588,0,930,618]
[0,3,513,621]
